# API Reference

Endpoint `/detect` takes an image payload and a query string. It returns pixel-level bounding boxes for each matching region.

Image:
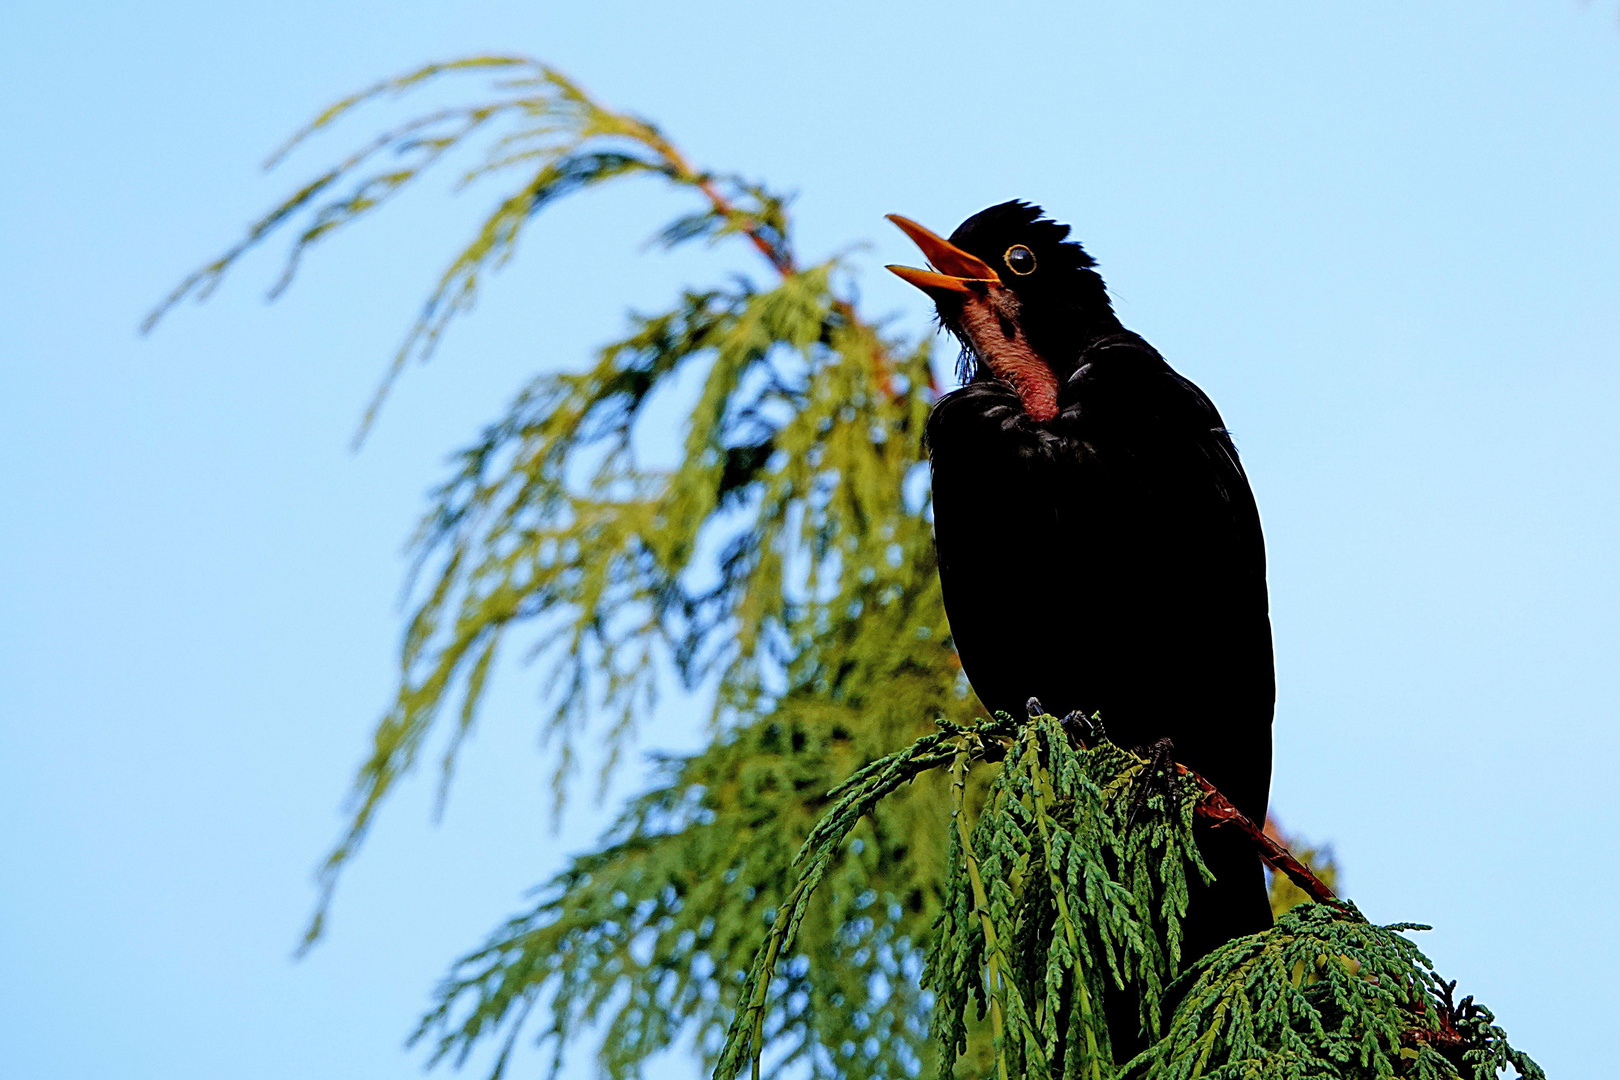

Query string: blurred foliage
[151,54,1537,1080]
[150,55,968,1071]
[413,704,954,1079]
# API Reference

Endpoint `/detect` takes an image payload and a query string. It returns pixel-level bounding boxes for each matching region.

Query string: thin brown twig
[1018,720,1338,906]
[1181,768,1339,904]
[655,142,919,401]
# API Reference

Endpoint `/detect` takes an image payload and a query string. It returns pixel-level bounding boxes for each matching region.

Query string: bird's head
[887,200,1118,421]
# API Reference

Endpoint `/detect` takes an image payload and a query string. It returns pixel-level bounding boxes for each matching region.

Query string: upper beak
[885,214,1001,298]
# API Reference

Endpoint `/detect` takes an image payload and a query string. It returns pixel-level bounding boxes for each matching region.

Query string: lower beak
[885,214,1001,299]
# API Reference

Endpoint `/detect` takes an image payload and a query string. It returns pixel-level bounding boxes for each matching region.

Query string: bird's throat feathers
[954,288,1060,422]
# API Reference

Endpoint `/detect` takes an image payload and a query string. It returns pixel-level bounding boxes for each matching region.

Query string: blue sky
[3,2,1617,1077]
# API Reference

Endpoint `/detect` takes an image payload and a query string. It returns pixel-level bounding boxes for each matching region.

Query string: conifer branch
[654,135,912,397]
[713,711,1541,1080]
[712,727,961,1080]
[148,55,952,953]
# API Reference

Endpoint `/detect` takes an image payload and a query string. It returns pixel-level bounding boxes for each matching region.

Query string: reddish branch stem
[664,147,921,400]
[1180,765,1339,904]
[1184,761,1474,1056]
[985,725,1339,905]
[697,178,904,398]
[694,176,797,277]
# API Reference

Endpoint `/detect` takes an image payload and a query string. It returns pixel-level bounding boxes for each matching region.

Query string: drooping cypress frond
[1139,901,1545,1080]
[143,56,796,431]
[703,710,1190,1080]
[710,712,1542,1080]
[413,698,959,1080]
[147,55,948,948]
[710,720,965,1080]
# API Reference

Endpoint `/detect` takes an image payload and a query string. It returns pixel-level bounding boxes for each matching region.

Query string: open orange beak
[885,214,1001,299]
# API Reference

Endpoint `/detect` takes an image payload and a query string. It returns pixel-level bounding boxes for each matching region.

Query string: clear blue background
[3,2,1615,1077]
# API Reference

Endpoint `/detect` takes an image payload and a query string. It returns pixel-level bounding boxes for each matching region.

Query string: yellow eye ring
[1004,244,1037,276]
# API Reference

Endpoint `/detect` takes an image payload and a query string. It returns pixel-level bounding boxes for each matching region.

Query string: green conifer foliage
[713,714,1542,1080]
[414,704,959,1080]
[150,55,970,1074]
[148,55,955,954]
[151,56,1543,1080]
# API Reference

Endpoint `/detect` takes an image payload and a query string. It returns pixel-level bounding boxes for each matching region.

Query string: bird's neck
[952,286,1124,423]
[955,294,1062,422]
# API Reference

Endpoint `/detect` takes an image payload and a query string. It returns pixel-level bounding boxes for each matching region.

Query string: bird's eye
[1004,244,1037,276]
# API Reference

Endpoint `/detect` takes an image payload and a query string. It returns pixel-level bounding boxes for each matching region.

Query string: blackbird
[887,201,1276,1015]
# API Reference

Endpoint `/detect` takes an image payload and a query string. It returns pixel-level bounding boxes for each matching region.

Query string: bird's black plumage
[894,201,1276,1022]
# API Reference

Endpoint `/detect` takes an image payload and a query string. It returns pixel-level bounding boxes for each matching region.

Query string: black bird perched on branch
[887,201,1275,986]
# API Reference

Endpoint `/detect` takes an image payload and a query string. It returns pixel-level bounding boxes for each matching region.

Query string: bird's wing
[925,379,1106,719]
[1052,342,1274,817]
